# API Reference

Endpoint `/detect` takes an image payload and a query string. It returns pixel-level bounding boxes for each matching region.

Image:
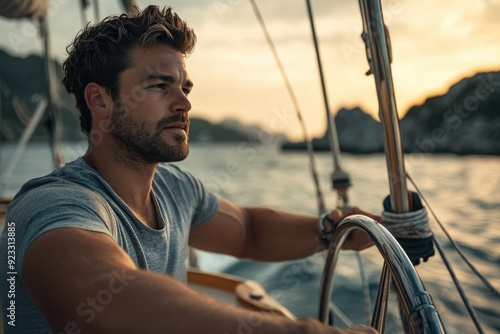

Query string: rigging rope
[304,0,351,210]
[405,172,500,333]
[249,1,496,331]
[381,183,492,332]
[432,236,485,334]
[248,0,326,215]
[329,302,353,328]
[407,173,500,299]
[248,1,363,327]
[304,0,371,327]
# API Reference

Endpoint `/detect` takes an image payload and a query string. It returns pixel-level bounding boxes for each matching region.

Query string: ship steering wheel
[318,214,445,333]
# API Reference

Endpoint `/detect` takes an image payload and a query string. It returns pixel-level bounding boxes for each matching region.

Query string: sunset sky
[1,0,499,140]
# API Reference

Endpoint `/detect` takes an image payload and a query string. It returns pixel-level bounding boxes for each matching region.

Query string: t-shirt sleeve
[183,171,219,229]
[157,165,219,229]
[8,183,116,272]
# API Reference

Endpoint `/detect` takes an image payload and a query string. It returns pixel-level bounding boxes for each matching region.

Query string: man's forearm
[241,207,323,261]
[58,268,315,334]
[22,221,374,334]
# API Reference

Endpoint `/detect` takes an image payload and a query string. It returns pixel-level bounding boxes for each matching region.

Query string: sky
[0,0,499,141]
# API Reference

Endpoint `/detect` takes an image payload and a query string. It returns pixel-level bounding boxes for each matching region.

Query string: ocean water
[1,141,499,333]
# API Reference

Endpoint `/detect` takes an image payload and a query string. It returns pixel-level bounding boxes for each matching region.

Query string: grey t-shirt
[0,157,219,333]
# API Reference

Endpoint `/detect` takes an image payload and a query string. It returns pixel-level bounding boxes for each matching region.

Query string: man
[0,5,378,333]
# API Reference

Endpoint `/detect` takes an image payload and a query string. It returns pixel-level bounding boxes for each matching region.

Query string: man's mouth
[159,115,189,136]
[163,122,189,136]
[164,122,188,131]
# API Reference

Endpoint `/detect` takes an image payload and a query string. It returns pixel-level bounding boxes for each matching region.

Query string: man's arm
[22,227,375,333]
[189,198,380,261]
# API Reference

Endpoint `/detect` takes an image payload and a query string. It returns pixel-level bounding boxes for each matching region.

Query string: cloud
[0,0,498,140]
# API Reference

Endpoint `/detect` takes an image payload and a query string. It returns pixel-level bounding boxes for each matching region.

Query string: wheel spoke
[371,261,391,332]
[318,215,445,333]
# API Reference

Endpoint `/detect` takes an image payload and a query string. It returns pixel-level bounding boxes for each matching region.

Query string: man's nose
[172,89,191,113]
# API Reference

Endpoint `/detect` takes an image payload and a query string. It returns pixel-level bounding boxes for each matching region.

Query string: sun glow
[0,0,498,141]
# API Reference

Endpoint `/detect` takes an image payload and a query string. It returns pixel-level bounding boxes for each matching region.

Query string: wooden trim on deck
[187,269,295,319]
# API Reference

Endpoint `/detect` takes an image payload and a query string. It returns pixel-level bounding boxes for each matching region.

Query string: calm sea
[1,141,499,333]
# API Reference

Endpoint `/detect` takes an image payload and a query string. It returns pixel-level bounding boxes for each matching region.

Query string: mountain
[0,49,83,142]
[189,118,260,143]
[281,107,384,154]
[219,118,287,143]
[400,72,500,155]
[2,49,498,153]
[282,71,500,155]
[0,49,266,143]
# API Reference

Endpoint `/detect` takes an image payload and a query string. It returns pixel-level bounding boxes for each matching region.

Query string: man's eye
[183,88,191,95]
[149,84,166,89]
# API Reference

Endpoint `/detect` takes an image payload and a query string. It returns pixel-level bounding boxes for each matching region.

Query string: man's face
[110,44,193,164]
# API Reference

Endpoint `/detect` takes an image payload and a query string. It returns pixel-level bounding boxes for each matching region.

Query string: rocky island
[281,72,500,155]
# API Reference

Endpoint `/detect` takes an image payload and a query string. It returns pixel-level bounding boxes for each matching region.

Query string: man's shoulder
[11,157,108,205]
[8,182,109,221]
[6,174,117,243]
[8,157,111,220]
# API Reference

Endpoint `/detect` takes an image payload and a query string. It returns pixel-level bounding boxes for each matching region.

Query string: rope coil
[382,208,432,239]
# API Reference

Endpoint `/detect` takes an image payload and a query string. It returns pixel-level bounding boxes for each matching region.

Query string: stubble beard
[109,100,189,165]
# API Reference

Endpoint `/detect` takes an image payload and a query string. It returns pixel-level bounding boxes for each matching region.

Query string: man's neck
[83,144,158,228]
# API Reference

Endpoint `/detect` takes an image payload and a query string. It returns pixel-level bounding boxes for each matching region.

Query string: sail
[0,0,48,19]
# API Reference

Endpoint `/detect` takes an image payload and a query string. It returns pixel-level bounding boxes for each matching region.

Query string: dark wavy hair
[62,5,196,135]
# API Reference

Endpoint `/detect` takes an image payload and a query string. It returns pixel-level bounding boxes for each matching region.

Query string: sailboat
[0,0,498,333]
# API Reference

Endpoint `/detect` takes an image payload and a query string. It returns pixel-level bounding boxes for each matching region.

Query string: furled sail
[0,0,48,19]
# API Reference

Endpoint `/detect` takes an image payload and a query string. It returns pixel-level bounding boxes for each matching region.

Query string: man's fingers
[347,207,382,223]
[341,230,375,251]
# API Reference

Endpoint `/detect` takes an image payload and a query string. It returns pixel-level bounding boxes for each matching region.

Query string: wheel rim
[318,214,445,333]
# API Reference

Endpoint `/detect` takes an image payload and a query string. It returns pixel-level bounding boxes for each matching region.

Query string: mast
[358,0,409,213]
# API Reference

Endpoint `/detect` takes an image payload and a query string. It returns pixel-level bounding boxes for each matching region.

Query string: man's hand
[325,207,381,251]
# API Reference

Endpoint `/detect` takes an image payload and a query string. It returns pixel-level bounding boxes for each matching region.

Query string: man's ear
[84,83,113,117]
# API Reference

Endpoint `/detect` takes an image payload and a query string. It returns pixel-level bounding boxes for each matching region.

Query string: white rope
[381,208,432,239]
[329,302,353,328]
